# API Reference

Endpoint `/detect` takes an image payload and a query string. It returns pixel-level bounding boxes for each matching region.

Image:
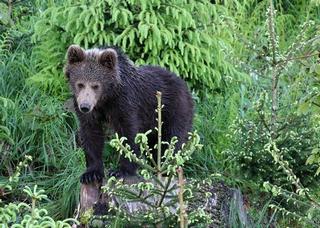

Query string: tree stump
[79,182,102,215]
[77,177,250,227]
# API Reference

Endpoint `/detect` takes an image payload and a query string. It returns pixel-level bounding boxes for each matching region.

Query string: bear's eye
[92,85,99,90]
[77,83,85,89]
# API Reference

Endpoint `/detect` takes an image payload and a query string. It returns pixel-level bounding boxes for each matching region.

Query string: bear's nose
[79,103,91,113]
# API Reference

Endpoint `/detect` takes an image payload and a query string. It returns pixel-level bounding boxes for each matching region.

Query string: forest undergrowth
[0,0,320,227]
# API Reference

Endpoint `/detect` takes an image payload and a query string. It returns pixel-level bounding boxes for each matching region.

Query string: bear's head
[64,45,120,114]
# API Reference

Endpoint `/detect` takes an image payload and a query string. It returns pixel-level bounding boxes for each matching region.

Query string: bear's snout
[79,103,91,113]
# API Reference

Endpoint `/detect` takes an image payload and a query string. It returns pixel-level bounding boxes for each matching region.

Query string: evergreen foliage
[31,0,245,96]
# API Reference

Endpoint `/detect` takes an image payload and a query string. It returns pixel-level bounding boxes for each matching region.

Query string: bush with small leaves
[224,1,320,225]
[0,156,79,228]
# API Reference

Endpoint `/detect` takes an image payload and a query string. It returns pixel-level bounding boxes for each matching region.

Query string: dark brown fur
[65,45,194,184]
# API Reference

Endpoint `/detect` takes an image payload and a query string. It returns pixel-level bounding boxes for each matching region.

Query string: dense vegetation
[0,0,319,227]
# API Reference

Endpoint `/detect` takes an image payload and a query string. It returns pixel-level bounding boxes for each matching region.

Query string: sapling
[97,92,208,227]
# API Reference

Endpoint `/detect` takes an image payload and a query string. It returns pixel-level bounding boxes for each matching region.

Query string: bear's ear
[98,49,118,70]
[67,45,85,64]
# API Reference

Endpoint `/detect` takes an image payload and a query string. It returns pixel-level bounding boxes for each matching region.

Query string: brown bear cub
[64,45,194,184]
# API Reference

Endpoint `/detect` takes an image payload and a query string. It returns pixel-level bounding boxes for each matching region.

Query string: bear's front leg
[78,118,105,184]
[109,116,139,178]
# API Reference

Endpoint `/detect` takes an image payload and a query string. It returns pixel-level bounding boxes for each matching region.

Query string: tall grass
[0,43,84,217]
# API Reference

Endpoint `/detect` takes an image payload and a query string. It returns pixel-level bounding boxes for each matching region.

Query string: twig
[144,146,158,168]
[117,142,155,172]
[117,188,156,208]
[267,0,278,139]
[278,52,319,64]
[312,102,320,108]
[277,36,320,75]
[177,167,187,228]
[267,0,277,66]
[257,97,272,133]
[156,91,163,179]
[285,21,319,60]
[158,176,173,207]
[279,157,320,208]
[8,0,13,26]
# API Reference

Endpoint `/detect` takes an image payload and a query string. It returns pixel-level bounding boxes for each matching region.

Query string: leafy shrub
[222,1,320,225]
[224,93,320,187]
[0,156,78,228]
